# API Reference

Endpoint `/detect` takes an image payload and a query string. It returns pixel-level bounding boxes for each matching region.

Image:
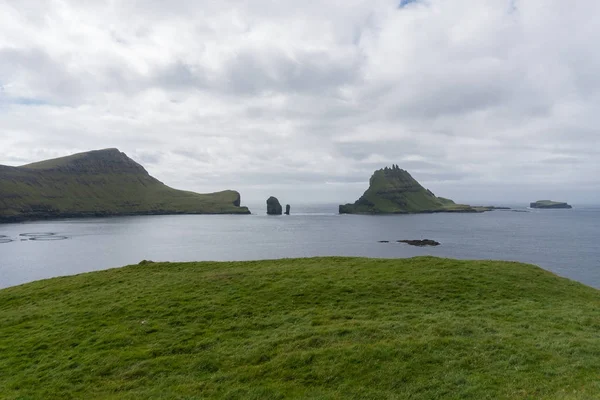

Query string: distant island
[339,165,492,214]
[0,148,250,223]
[530,200,572,209]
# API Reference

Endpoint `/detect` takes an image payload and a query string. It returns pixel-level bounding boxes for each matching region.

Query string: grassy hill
[0,148,250,222]
[1,257,600,399]
[339,166,478,214]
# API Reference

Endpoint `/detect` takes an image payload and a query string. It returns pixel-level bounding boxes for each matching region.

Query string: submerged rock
[398,239,440,247]
[267,196,283,215]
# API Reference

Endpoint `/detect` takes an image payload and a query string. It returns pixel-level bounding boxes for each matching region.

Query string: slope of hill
[1,257,599,399]
[339,165,478,214]
[0,148,250,222]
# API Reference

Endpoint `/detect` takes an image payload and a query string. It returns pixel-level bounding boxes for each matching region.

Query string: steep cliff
[266,196,283,215]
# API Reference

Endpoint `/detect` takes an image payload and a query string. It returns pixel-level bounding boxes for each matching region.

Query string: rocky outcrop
[0,148,251,223]
[530,200,572,209]
[266,196,283,215]
[285,204,291,215]
[339,165,478,214]
[398,239,440,247]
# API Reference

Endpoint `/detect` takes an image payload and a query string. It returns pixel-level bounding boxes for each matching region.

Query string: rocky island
[0,148,250,223]
[339,165,483,214]
[530,200,572,209]
[266,196,283,215]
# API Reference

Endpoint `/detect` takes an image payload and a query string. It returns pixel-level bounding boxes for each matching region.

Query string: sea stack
[285,204,291,215]
[266,196,283,215]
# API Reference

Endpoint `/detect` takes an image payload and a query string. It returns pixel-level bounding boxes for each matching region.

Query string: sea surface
[1,204,599,290]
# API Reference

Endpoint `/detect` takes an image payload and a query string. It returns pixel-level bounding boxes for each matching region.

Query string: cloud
[1,0,599,205]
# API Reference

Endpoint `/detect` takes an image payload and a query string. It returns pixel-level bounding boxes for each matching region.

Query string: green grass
[1,257,600,399]
[0,149,250,220]
[339,166,477,214]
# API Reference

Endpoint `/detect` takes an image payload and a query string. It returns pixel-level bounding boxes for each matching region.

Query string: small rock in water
[398,239,440,247]
[378,240,390,243]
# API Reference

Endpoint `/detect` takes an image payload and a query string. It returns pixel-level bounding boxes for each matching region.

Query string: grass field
[1,257,600,399]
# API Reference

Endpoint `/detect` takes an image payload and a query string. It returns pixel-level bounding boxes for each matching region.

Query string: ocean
[1,204,599,289]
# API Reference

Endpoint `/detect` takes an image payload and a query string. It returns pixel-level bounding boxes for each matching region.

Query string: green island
[2,256,600,399]
[340,165,491,214]
[530,200,573,209]
[0,148,250,222]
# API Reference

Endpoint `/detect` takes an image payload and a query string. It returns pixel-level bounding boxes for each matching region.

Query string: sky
[1,0,599,205]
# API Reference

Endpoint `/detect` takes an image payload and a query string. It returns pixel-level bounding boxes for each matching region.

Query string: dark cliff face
[232,193,241,207]
[266,196,283,215]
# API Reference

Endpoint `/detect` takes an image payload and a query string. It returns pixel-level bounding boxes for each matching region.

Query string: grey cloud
[1,0,600,204]
[0,48,83,103]
[146,47,362,98]
[221,48,363,96]
[152,62,209,90]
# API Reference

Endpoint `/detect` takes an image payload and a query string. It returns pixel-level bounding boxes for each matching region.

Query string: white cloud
[1,0,599,205]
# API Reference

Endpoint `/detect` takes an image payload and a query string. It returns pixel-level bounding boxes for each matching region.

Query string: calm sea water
[1,204,599,289]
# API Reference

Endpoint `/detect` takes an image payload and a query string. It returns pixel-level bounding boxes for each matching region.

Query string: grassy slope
[0,149,249,219]
[1,257,600,399]
[340,167,476,214]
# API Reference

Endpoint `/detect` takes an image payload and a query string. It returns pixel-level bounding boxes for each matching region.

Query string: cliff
[339,165,478,214]
[0,148,250,222]
[266,196,283,215]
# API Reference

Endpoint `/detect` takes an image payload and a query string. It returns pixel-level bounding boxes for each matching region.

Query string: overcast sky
[1,0,599,205]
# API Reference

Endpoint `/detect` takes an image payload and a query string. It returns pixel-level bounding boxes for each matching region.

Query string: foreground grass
[1,257,600,399]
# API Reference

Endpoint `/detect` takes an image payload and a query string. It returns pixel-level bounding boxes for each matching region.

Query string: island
[339,165,485,214]
[266,196,283,215]
[530,200,572,209]
[0,148,250,222]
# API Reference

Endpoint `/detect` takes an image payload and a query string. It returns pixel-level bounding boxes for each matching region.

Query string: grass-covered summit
[1,257,600,399]
[0,148,250,222]
[340,165,478,214]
